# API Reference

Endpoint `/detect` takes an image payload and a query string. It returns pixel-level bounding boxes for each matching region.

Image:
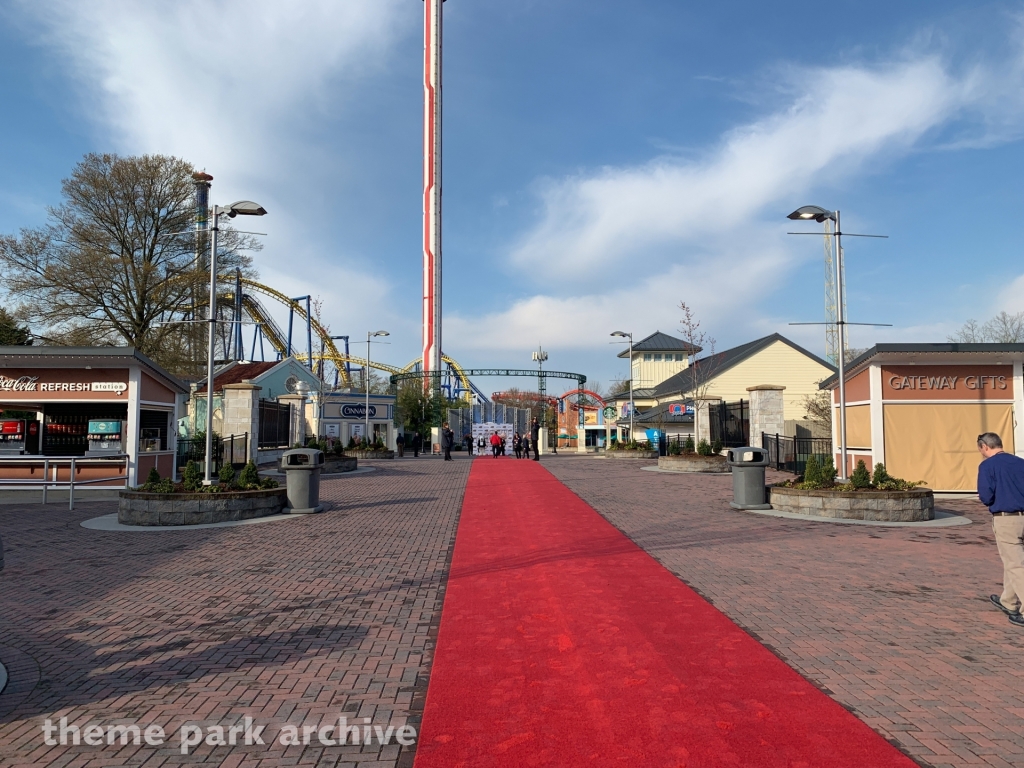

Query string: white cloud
[511,57,975,280]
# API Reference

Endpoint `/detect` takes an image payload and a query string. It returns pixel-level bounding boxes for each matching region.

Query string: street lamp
[610,331,634,441]
[787,206,889,481]
[365,330,389,444]
[204,200,268,486]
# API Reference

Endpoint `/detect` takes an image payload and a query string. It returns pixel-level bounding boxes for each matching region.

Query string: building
[0,346,187,486]
[821,343,1024,492]
[608,333,835,444]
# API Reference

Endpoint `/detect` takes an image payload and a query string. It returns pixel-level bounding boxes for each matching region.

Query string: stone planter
[606,450,659,459]
[118,487,288,526]
[323,457,358,473]
[351,450,395,459]
[769,486,934,522]
[658,454,730,473]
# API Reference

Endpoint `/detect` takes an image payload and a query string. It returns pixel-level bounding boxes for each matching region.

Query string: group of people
[413,418,544,462]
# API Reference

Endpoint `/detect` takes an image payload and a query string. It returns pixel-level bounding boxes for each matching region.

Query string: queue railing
[0,454,130,510]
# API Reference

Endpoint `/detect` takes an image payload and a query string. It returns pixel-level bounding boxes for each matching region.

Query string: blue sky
[2,1,1024,394]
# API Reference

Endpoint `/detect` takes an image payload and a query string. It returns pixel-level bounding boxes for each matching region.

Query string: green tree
[0,307,31,345]
[850,459,871,488]
[0,153,259,376]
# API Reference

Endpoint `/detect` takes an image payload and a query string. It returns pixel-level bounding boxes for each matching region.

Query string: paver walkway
[546,457,1024,768]
[0,457,471,768]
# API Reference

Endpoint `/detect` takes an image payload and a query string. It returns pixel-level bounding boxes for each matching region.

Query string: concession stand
[0,347,187,488]
[821,343,1024,492]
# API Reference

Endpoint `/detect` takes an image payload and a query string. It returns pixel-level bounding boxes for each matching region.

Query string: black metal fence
[761,432,833,475]
[176,433,250,474]
[709,400,749,448]
[258,399,292,448]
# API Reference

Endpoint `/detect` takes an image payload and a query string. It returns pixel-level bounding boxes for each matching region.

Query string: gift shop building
[0,346,188,487]
[822,343,1024,492]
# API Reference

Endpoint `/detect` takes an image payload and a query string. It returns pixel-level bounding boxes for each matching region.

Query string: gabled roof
[617,331,702,358]
[630,399,694,424]
[651,333,834,399]
[818,343,1024,389]
[196,361,280,393]
[606,387,657,402]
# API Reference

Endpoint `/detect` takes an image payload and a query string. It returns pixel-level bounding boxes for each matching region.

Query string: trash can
[280,448,325,514]
[727,446,771,510]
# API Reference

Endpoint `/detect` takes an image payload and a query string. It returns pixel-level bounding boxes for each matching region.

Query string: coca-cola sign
[0,375,39,391]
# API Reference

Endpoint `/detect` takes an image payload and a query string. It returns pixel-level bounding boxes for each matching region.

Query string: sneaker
[1010,613,1024,627]
[991,594,1021,616]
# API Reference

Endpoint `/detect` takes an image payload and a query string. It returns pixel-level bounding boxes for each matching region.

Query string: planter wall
[769,486,934,522]
[351,450,395,459]
[118,487,288,526]
[606,450,659,459]
[323,457,358,473]
[658,455,730,473]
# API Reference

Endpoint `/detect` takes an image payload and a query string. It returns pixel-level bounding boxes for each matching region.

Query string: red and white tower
[422,0,443,382]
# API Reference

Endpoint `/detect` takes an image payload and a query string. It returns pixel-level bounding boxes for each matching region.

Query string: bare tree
[948,311,1024,343]
[0,153,259,376]
[678,302,718,401]
[802,388,833,434]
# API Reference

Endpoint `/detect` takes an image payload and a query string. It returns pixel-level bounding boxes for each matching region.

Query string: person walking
[464,433,473,454]
[412,431,420,458]
[396,432,405,458]
[490,431,502,458]
[521,434,531,460]
[977,432,1024,627]
[531,417,541,461]
[441,422,454,461]
[513,432,522,459]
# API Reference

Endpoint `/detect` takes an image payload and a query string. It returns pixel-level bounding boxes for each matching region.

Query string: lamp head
[226,200,268,217]
[372,330,389,338]
[610,331,629,338]
[787,205,834,223]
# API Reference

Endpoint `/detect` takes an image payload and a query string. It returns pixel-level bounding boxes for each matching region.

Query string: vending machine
[86,420,123,456]
[0,419,26,455]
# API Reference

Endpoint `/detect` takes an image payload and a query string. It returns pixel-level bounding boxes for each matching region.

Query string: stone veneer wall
[657,455,730,473]
[769,487,934,522]
[748,385,786,446]
[606,450,659,459]
[119,488,288,526]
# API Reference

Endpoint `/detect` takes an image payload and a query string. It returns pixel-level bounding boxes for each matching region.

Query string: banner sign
[341,404,377,419]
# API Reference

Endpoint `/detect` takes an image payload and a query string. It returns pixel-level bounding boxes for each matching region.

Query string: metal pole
[306,296,313,371]
[204,210,220,485]
[422,0,443,380]
[366,331,371,444]
[69,457,75,511]
[42,458,48,505]
[835,209,848,481]
[286,304,294,358]
[628,333,634,440]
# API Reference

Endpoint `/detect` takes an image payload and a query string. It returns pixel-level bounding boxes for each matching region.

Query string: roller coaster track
[213,277,471,393]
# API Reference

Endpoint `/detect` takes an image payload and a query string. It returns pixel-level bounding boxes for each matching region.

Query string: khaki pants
[993,515,1024,613]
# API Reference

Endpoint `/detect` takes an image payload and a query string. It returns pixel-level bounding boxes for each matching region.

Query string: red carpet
[414,459,916,767]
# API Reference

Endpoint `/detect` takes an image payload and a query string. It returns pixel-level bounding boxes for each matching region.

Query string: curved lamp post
[610,331,634,441]
[366,331,389,444]
[204,200,267,485]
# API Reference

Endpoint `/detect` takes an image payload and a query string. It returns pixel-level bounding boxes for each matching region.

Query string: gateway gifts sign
[881,365,1013,400]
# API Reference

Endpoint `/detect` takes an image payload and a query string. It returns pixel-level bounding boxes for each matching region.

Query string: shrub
[803,455,822,487]
[347,436,357,449]
[668,441,682,456]
[870,462,925,491]
[218,463,236,486]
[683,435,695,453]
[872,462,891,487]
[696,439,713,456]
[711,439,723,454]
[182,460,202,492]
[819,454,838,486]
[237,460,260,489]
[139,466,174,493]
[850,460,871,488]
[306,436,318,448]
[145,466,161,486]
[259,476,279,489]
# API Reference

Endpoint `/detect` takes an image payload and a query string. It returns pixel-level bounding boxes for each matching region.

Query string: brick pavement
[545,456,1024,768]
[0,456,470,768]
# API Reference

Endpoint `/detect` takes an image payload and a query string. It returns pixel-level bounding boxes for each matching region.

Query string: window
[675,354,685,361]
[643,353,652,361]
[654,354,662,362]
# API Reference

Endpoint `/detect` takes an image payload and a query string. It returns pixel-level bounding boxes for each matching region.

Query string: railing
[176,433,249,473]
[761,433,833,475]
[258,400,291,448]
[0,454,130,510]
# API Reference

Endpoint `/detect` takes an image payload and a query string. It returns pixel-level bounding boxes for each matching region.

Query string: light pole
[366,330,389,444]
[610,331,634,441]
[203,200,267,485]
[787,205,888,481]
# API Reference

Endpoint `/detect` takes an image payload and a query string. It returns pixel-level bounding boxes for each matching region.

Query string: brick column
[693,397,722,445]
[276,394,306,447]
[747,385,786,447]
[221,383,262,463]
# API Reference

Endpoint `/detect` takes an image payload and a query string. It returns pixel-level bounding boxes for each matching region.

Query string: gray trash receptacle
[280,448,325,514]
[727,446,772,510]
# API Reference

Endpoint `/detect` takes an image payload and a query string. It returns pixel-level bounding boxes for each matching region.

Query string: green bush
[850,460,871,488]
[872,462,891,487]
[803,454,822,486]
[259,476,279,489]
[306,436,318,448]
[819,454,838,486]
[668,441,682,456]
[870,462,924,491]
[218,463,236,486]
[237,460,259,489]
[711,439,723,454]
[683,435,695,453]
[182,460,202,492]
[696,438,713,456]
[145,466,161,486]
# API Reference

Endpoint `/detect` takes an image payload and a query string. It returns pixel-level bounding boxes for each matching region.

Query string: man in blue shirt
[977,432,1024,627]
